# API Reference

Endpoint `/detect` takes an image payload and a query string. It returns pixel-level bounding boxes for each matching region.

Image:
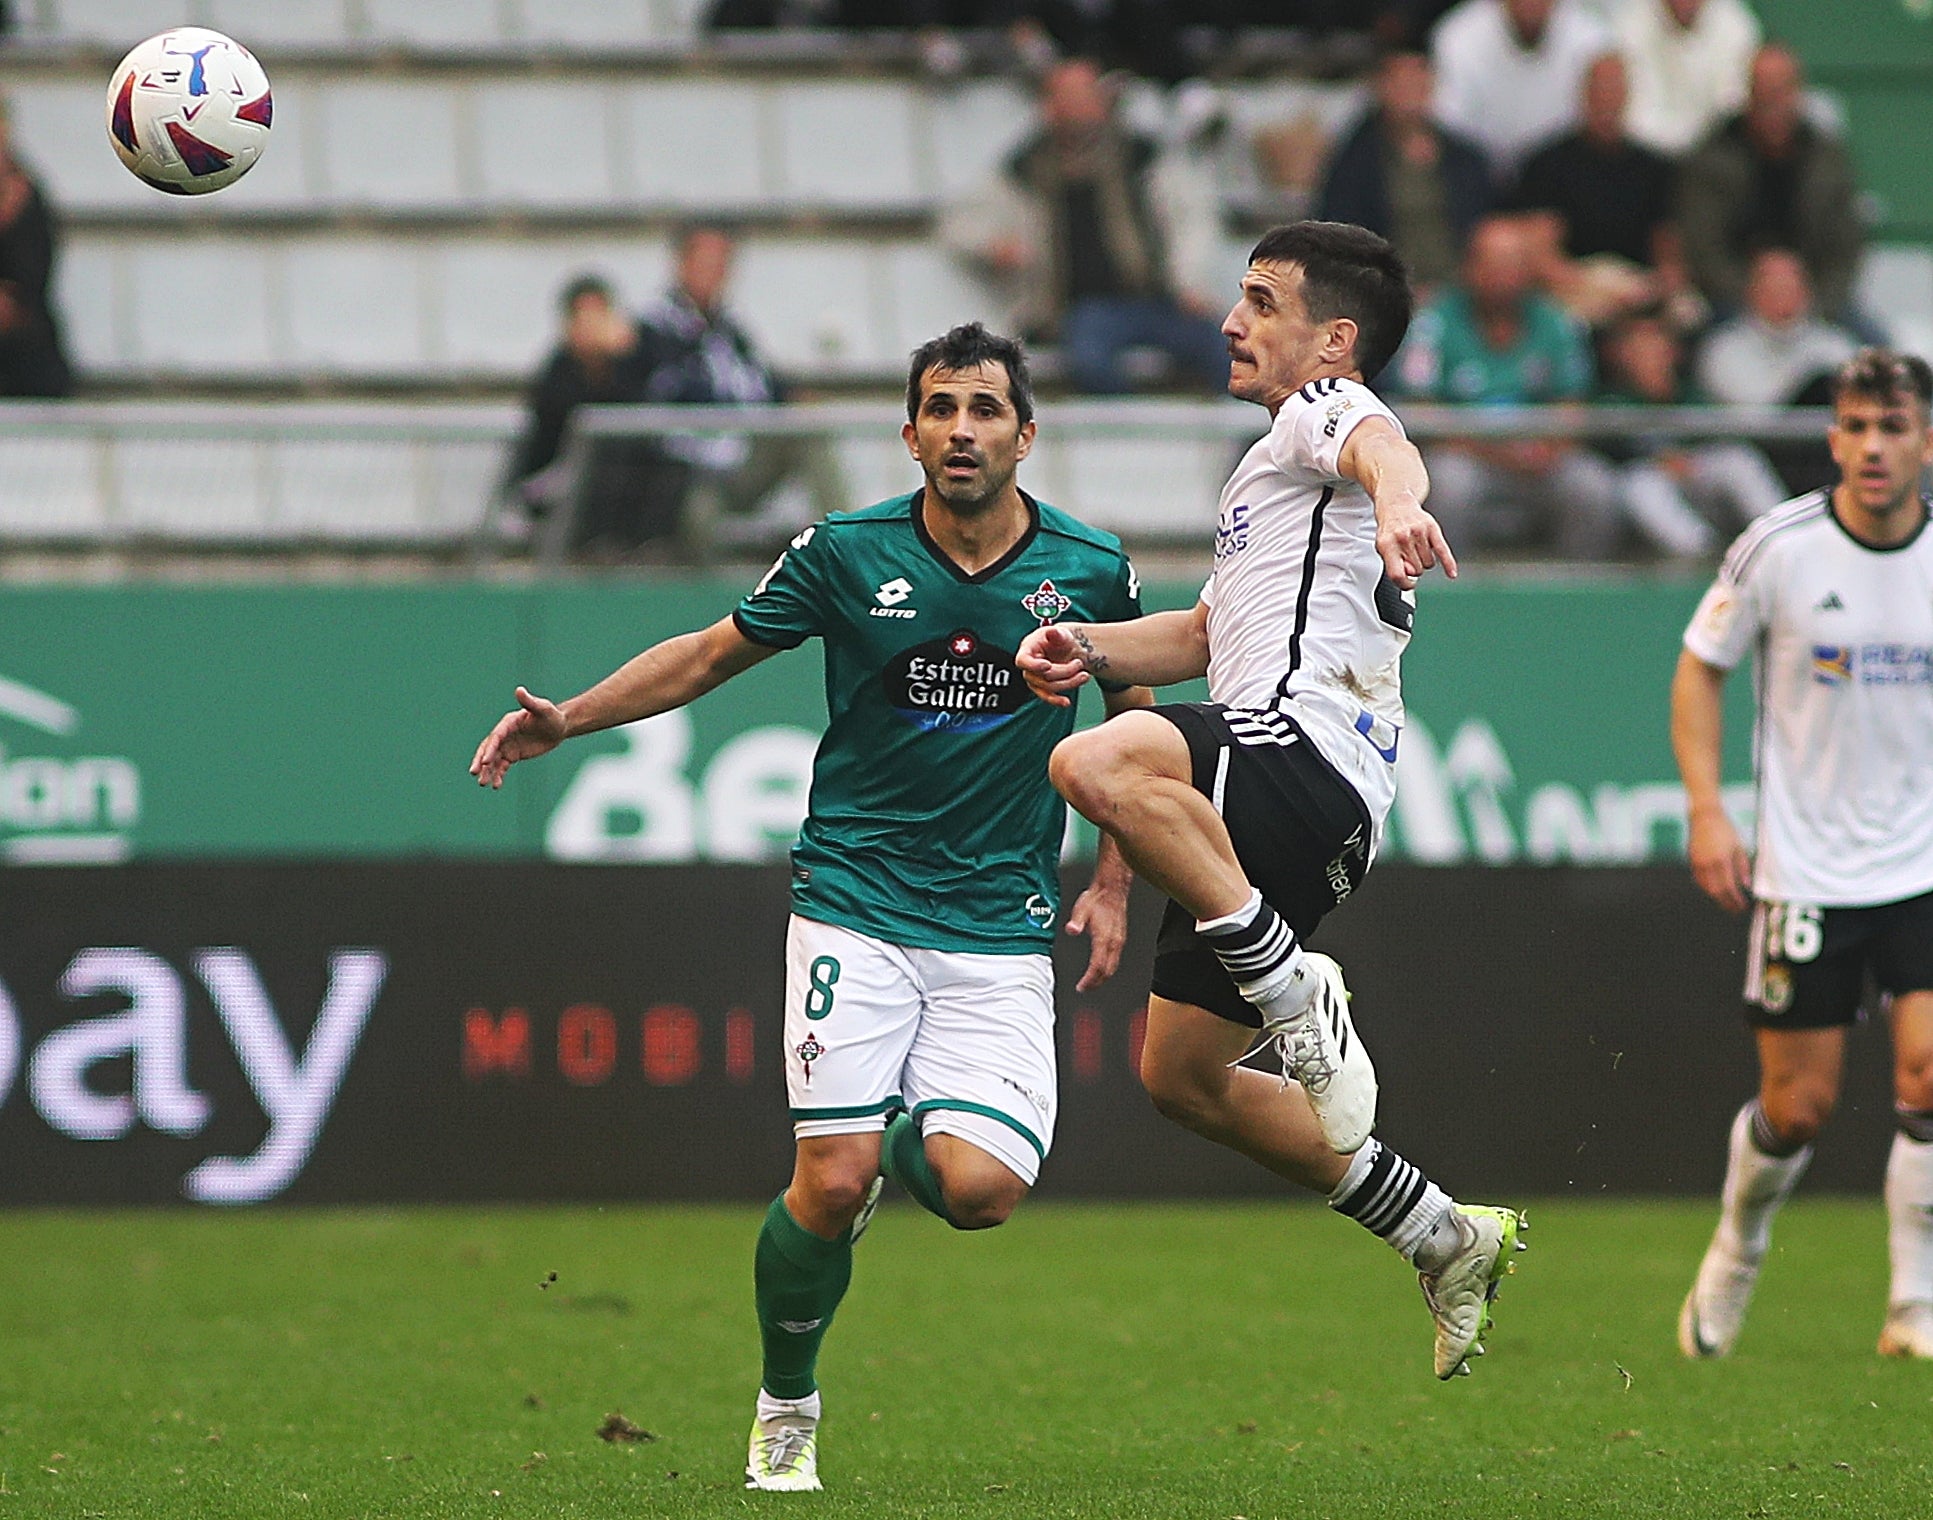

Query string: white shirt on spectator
[1696,315,1860,406]
[1615,0,1762,157]
[1431,0,1611,177]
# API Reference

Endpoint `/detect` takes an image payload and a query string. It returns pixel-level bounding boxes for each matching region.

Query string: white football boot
[1269,952,1376,1154]
[1677,1233,1760,1359]
[1419,1205,1528,1379]
[746,1409,821,1491]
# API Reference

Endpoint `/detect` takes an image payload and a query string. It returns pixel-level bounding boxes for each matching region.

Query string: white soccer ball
[105,28,271,196]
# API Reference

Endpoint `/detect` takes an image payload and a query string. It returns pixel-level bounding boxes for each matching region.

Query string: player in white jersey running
[1017,222,1526,1380]
[1674,349,1933,1360]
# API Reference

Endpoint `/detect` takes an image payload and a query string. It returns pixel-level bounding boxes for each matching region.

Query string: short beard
[926,462,1014,515]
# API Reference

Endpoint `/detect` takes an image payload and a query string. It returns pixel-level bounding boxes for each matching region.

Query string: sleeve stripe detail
[1723,492,1828,584]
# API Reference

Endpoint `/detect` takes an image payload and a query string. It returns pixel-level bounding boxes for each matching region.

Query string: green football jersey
[732,490,1141,954]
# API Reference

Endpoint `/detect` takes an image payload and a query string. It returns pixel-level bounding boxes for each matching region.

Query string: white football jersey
[1684,491,1933,906]
[1202,376,1415,840]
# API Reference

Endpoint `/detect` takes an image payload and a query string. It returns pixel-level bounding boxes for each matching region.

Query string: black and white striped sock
[1329,1137,1457,1266]
[1197,888,1306,1006]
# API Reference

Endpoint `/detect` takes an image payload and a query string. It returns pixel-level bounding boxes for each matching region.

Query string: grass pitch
[0,1200,1926,1519]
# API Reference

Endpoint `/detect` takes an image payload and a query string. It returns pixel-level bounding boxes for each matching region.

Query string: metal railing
[0,397,1841,557]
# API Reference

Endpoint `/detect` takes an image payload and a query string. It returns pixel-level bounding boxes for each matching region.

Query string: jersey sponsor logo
[1812,644,1933,687]
[1321,397,1353,439]
[1815,591,1845,612]
[1811,645,1852,686]
[1694,585,1737,646]
[999,1072,1053,1113]
[1020,579,1072,624]
[1214,503,1251,564]
[880,629,1028,733]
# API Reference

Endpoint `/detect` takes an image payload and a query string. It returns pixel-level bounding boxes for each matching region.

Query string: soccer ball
[105,28,271,196]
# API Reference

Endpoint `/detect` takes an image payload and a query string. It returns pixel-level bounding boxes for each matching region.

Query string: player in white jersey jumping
[1674,348,1933,1360]
[1017,221,1526,1381]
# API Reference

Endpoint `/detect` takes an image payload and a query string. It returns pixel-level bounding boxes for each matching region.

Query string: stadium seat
[772,82,923,210]
[115,438,272,540]
[277,440,432,540]
[879,243,1006,360]
[617,80,768,209]
[360,0,504,49]
[731,237,895,377]
[3,80,155,213]
[40,0,181,47]
[1049,431,1234,538]
[925,81,1033,201]
[1856,244,1933,364]
[202,0,350,48]
[518,0,660,48]
[283,240,428,375]
[313,81,467,209]
[0,438,106,541]
[127,241,278,374]
[472,81,621,209]
[52,242,122,373]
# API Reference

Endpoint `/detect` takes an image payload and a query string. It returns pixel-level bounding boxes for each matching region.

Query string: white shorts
[783,915,1057,1186]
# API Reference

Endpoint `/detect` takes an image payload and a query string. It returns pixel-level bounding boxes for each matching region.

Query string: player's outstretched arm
[1064,683,1156,990]
[1670,648,1751,913]
[1339,417,1456,589]
[470,616,777,788]
[1016,605,1209,706]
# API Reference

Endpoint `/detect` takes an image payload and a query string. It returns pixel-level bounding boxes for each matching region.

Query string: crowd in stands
[1,0,1907,563]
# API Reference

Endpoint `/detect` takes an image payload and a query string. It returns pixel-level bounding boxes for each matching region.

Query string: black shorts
[1744,889,1933,1030]
[1147,702,1373,1028]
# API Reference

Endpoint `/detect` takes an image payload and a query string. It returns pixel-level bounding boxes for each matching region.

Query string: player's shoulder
[1720,491,1832,583]
[1031,495,1129,563]
[815,493,919,531]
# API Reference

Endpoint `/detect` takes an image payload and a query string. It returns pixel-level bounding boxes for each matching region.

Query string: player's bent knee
[926,1134,1031,1229]
[1763,1089,1835,1147]
[942,1181,1025,1231]
[1138,1048,1222,1133]
[1048,729,1112,812]
[790,1142,883,1228]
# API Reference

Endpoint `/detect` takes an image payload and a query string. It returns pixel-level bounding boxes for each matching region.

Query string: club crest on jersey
[1322,397,1353,439]
[871,576,917,619]
[881,628,1028,733]
[1812,645,1852,686]
[1021,579,1073,624]
[795,1034,826,1082]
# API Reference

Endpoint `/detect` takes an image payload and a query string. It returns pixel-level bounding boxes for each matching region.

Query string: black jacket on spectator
[0,172,73,399]
[510,346,649,485]
[1314,112,1493,267]
[1509,130,1676,268]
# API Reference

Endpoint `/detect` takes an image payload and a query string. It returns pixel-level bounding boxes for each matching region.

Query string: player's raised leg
[1051,709,1375,1152]
[1140,994,1522,1378]
[1881,990,1933,1357]
[1680,1024,1836,1359]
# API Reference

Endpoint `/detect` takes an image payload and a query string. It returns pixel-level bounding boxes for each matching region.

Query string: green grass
[1,1201,1927,1518]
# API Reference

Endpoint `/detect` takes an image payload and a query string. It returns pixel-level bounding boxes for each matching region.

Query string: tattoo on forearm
[1071,627,1109,675]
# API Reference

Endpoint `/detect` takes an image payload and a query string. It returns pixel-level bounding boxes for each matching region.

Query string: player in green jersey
[471,323,1151,1491]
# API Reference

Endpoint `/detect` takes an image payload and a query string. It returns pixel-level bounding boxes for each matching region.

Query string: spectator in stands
[1509,52,1695,330]
[1614,0,1761,159]
[1676,43,1864,323]
[1390,214,1624,556]
[1596,307,1785,556]
[940,57,1227,394]
[508,273,668,557]
[1695,247,1860,497]
[0,93,73,399]
[1696,247,1859,408]
[632,223,847,555]
[1313,49,1493,295]
[1430,0,1609,180]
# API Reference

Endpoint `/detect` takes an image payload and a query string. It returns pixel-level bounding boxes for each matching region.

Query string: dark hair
[1248,220,1414,382]
[905,322,1035,427]
[559,273,614,313]
[1833,347,1933,414]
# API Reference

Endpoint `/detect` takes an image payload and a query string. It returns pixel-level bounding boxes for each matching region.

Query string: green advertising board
[0,578,1750,867]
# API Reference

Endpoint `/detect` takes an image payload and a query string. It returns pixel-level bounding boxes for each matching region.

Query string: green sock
[754,1194,853,1401]
[882,1112,957,1226]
